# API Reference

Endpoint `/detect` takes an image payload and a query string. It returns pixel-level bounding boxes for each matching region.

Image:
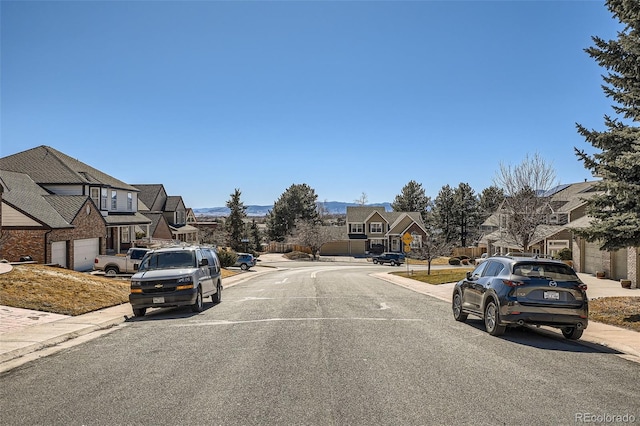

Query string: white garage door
[73,238,99,271]
[583,240,602,275]
[51,241,67,268]
[613,248,628,281]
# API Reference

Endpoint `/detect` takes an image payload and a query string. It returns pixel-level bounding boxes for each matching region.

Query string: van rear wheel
[212,282,222,303]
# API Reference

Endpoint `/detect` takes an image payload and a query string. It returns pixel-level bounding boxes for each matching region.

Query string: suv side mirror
[199,258,209,267]
[466,271,472,280]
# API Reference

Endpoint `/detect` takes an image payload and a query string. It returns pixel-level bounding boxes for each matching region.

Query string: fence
[266,242,312,254]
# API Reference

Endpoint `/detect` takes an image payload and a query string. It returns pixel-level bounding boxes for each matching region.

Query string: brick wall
[0,229,48,262]
[48,200,106,269]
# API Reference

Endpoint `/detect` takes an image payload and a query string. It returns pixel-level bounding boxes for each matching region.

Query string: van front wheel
[191,288,203,313]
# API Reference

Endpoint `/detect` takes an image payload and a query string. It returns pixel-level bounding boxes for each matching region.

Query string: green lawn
[391,268,473,285]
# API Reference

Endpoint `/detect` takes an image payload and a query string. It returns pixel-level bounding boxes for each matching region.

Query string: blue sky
[1,1,619,208]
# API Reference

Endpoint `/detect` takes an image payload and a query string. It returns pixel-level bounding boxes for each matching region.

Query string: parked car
[452,255,588,339]
[129,245,222,317]
[474,253,488,265]
[233,253,256,270]
[372,252,405,266]
[94,248,150,276]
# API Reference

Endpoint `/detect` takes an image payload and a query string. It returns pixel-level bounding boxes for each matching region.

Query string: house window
[90,188,100,208]
[127,193,133,211]
[121,227,130,243]
[370,222,383,233]
[410,233,422,249]
[177,210,185,224]
[101,188,108,210]
[111,190,117,210]
[351,223,364,233]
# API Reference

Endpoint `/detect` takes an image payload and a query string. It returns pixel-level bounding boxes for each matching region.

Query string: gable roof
[0,170,73,229]
[165,196,184,212]
[346,206,387,222]
[0,145,138,191]
[44,195,96,224]
[133,184,165,210]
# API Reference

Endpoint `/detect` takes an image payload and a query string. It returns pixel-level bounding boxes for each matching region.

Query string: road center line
[175,317,424,326]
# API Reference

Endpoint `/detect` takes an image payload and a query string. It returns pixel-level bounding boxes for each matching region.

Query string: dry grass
[393,268,473,285]
[0,264,239,316]
[589,297,640,332]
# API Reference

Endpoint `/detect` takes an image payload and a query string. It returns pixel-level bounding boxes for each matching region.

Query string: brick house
[0,145,152,258]
[0,170,106,271]
[320,206,428,256]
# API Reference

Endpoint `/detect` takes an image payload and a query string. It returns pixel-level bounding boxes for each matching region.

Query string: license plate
[152,297,165,304]
[544,291,560,300]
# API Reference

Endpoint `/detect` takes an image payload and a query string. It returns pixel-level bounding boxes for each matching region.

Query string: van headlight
[177,276,193,284]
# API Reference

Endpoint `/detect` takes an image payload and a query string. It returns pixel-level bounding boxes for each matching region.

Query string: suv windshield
[512,262,580,281]
[139,251,196,271]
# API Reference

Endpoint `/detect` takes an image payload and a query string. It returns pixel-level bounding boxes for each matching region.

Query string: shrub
[284,251,312,260]
[218,249,238,268]
[448,257,461,266]
[557,248,573,261]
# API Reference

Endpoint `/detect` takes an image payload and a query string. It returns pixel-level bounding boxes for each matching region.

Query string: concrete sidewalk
[1,261,638,372]
[375,271,640,362]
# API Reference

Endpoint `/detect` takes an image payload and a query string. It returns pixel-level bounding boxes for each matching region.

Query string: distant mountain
[193,202,392,217]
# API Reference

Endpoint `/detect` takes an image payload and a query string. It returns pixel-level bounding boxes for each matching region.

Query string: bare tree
[288,219,335,260]
[493,153,558,251]
[415,231,454,275]
[354,192,368,206]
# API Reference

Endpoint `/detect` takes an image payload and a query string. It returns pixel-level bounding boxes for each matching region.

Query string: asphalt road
[1,262,638,425]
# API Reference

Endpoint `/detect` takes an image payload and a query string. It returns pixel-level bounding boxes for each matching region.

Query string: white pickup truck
[93,248,150,276]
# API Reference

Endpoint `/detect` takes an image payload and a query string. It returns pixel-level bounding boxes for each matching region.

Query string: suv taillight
[502,279,525,287]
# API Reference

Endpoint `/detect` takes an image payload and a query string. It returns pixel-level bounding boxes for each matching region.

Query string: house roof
[0,145,138,191]
[140,211,166,235]
[346,206,387,222]
[44,195,97,224]
[165,196,183,212]
[133,184,165,210]
[0,170,73,229]
[103,212,152,225]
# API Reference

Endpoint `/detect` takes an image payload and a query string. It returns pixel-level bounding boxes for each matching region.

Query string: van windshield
[139,251,196,271]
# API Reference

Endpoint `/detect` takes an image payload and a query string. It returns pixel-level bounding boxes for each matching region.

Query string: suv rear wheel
[484,300,506,336]
[562,326,583,340]
[212,281,222,304]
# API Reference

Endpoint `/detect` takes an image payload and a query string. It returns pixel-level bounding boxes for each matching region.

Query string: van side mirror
[466,271,472,280]
[134,264,139,271]
[199,258,209,266]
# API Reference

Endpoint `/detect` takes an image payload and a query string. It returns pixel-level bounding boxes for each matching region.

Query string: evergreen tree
[250,219,262,252]
[575,0,640,250]
[225,188,247,251]
[266,183,319,242]
[432,185,457,243]
[452,183,480,247]
[478,186,505,220]
[391,180,431,223]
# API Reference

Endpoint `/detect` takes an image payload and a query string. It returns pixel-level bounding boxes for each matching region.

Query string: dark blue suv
[452,256,588,339]
[372,252,405,266]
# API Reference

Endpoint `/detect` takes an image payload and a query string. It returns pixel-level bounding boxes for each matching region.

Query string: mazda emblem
[549,281,558,287]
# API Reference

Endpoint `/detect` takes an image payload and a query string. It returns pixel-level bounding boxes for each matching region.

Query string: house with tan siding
[320,206,428,256]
